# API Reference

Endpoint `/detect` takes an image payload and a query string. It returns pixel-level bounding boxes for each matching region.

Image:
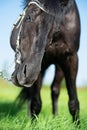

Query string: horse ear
[60,0,69,6]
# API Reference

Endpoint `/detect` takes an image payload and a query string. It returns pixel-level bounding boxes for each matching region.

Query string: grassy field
[0,78,87,130]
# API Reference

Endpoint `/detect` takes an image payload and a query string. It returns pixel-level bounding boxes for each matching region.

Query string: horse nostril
[24,65,27,76]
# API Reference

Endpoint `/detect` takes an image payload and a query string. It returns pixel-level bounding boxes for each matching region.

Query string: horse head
[10,1,54,87]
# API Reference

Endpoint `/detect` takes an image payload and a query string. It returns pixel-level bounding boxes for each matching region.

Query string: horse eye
[25,15,31,22]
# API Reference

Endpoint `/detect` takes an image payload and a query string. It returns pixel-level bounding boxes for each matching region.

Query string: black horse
[10,0,80,124]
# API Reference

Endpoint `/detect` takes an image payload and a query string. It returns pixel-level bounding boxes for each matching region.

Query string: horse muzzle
[11,61,40,87]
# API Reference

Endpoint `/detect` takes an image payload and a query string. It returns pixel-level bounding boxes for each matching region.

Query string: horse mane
[23,0,74,16]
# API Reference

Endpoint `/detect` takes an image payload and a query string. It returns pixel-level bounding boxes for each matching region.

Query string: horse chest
[45,41,69,57]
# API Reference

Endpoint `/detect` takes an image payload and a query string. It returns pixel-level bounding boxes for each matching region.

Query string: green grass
[0,78,87,130]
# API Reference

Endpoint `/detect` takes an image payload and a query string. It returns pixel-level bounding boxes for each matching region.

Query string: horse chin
[16,74,35,87]
[22,83,33,87]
